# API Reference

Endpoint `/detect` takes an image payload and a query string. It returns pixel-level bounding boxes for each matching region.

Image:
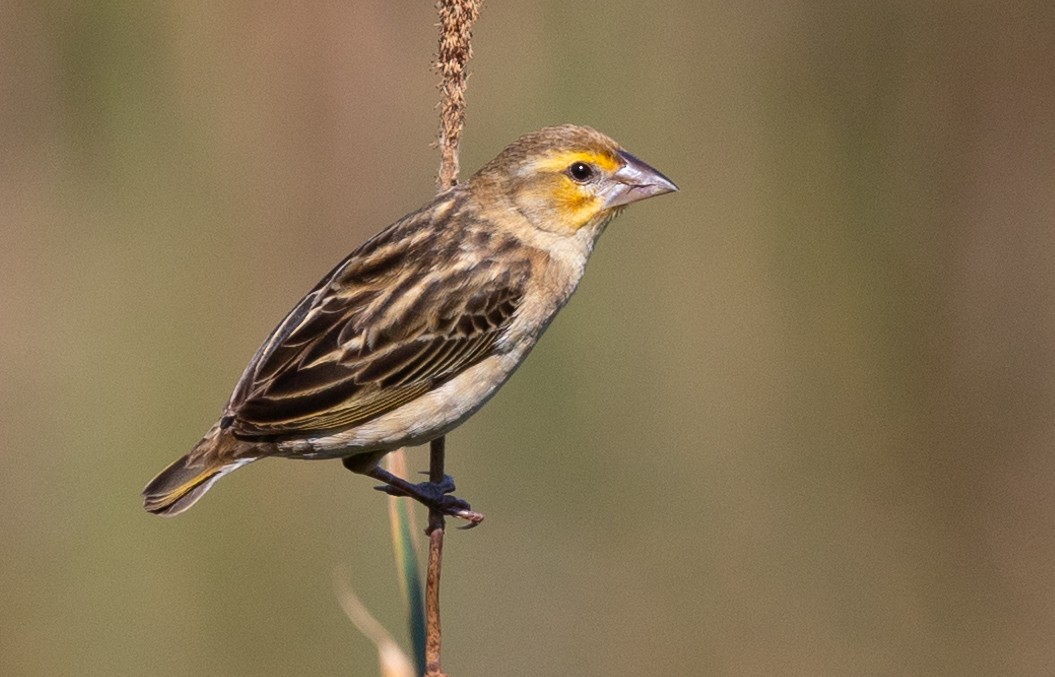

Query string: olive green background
[3,2,1054,675]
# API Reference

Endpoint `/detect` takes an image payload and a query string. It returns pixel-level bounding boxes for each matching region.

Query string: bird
[143,124,677,522]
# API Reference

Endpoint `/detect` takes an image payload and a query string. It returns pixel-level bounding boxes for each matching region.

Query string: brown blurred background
[3,2,1054,675]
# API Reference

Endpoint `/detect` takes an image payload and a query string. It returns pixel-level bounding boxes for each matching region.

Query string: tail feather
[143,424,256,516]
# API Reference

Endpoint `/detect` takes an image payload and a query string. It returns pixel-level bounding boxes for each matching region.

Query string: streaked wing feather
[225,213,528,439]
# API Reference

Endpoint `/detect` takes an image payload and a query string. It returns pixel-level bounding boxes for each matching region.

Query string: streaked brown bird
[143,124,677,522]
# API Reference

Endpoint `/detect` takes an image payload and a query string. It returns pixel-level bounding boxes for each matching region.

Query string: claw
[455,510,486,528]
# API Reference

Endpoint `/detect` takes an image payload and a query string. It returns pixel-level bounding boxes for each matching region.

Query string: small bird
[143,124,677,521]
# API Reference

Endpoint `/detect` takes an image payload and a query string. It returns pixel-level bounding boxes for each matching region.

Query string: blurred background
[3,1,1054,675]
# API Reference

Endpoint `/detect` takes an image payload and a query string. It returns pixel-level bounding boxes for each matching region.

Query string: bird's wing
[224,223,528,439]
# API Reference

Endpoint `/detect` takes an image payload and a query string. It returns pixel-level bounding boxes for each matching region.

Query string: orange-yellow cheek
[554,181,604,230]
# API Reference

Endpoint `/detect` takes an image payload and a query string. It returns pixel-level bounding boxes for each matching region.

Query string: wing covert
[226,244,528,439]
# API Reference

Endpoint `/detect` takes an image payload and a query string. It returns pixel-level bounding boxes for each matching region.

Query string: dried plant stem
[436,0,481,191]
[428,3,481,676]
[425,438,447,677]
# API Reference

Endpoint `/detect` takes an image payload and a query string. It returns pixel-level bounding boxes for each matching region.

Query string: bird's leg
[342,454,485,527]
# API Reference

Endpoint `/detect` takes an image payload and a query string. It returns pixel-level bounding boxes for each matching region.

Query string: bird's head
[472,124,678,236]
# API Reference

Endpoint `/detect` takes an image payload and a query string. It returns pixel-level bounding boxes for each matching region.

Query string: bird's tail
[142,424,256,517]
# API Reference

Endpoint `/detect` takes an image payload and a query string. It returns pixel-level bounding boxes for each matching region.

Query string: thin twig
[426,3,481,676]
[424,531,446,675]
[425,437,447,677]
[424,441,446,677]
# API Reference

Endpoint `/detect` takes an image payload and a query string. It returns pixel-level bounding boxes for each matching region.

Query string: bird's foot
[377,483,485,528]
[348,460,485,528]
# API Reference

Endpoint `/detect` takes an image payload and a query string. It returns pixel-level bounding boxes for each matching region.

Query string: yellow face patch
[534,150,620,229]
[518,149,621,231]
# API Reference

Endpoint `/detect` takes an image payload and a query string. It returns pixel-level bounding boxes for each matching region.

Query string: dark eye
[568,162,594,182]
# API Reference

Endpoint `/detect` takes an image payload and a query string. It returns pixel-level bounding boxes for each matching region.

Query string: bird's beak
[603,149,679,210]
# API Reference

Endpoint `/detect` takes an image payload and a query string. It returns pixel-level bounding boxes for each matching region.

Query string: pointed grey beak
[603,149,679,210]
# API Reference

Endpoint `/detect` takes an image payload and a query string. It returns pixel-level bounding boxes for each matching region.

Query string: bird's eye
[567,162,594,182]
